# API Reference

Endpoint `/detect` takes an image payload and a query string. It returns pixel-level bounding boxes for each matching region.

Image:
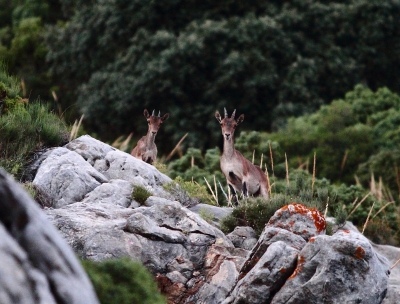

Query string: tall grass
[0,101,68,178]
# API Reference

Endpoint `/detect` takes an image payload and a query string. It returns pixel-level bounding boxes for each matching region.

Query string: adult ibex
[131,109,169,164]
[215,108,269,204]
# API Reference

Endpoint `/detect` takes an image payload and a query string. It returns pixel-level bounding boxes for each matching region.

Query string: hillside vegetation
[1,0,400,153]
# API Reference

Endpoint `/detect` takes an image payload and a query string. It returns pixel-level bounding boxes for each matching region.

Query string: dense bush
[0,64,68,178]
[232,85,400,193]
[81,258,166,304]
[167,147,227,204]
[220,173,327,236]
[163,176,214,207]
[41,0,400,154]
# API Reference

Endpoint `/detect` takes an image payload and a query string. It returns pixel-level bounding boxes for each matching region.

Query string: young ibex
[215,108,269,203]
[131,109,169,164]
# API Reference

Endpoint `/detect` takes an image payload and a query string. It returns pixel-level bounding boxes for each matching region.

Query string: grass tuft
[132,185,152,205]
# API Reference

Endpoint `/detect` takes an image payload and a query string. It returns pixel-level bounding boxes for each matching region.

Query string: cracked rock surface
[27,135,395,304]
[0,169,99,304]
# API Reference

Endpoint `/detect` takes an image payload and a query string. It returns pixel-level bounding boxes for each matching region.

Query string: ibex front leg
[242,182,248,197]
[229,184,240,206]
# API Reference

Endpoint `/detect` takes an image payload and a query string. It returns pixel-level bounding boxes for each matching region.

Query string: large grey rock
[223,204,390,304]
[0,169,99,304]
[374,243,400,304]
[271,229,390,304]
[189,203,233,228]
[66,135,172,197]
[29,136,396,304]
[225,241,299,304]
[226,226,258,250]
[224,227,306,304]
[186,245,248,304]
[33,147,108,208]
[268,202,326,241]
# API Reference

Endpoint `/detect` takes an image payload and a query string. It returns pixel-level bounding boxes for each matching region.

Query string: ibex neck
[145,130,156,146]
[222,138,236,158]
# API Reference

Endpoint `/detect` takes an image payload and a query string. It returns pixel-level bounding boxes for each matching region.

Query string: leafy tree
[0,63,68,178]
[0,0,65,105]
[45,0,400,154]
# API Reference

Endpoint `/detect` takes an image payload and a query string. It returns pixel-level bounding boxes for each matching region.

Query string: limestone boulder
[0,169,99,304]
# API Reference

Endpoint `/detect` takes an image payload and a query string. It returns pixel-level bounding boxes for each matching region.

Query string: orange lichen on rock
[280,203,326,232]
[309,237,315,243]
[289,255,306,279]
[354,246,366,259]
[280,268,287,274]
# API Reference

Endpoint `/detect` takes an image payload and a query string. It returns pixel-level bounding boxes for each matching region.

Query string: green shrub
[199,208,215,224]
[81,258,166,304]
[0,64,68,178]
[363,219,398,246]
[221,174,327,236]
[333,203,347,228]
[163,176,214,207]
[0,101,68,177]
[132,185,152,205]
[167,147,227,204]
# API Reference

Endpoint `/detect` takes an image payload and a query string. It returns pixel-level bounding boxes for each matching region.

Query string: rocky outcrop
[0,169,99,304]
[22,135,395,304]
[374,243,400,304]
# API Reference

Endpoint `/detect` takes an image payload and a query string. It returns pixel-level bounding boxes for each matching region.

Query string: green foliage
[199,208,215,224]
[131,185,152,205]
[0,63,67,178]
[0,101,68,176]
[267,85,400,189]
[81,258,166,304]
[0,0,64,106]
[167,147,226,204]
[0,62,21,99]
[42,0,400,155]
[333,203,347,228]
[325,221,334,236]
[163,176,214,207]
[363,219,399,246]
[221,174,327,236]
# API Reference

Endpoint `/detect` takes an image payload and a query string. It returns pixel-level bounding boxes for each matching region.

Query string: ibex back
[131,109,169,164]
[215,108,269,203]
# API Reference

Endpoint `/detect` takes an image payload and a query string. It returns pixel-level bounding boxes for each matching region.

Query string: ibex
[131,109,169,164]
[215,108,269,203]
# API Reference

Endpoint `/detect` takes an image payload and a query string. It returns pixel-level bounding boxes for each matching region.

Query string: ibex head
[144,109,169,136]
[215,108,244,141]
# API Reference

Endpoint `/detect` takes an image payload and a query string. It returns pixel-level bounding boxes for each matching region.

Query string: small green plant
[325,221,334,236]
[221,174,327,236]
[22,182,36,198]
[132,185,152,204]
[0,101,68,177]
[199,208,215,224]
[334,203,348,228]
[363,218,398,245]
[81,258,166,304]
[163,176,214,207]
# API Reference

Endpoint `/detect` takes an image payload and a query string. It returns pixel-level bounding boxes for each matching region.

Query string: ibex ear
[215,111,222,123]
[161,113,169,122]
[236,114,244,125]
[144,109,150,118]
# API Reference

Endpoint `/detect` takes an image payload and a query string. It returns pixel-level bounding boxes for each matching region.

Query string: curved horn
[158,111,161,117]
[152,109,155,116]
[224,107,228,118]
[231,109,236,119]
